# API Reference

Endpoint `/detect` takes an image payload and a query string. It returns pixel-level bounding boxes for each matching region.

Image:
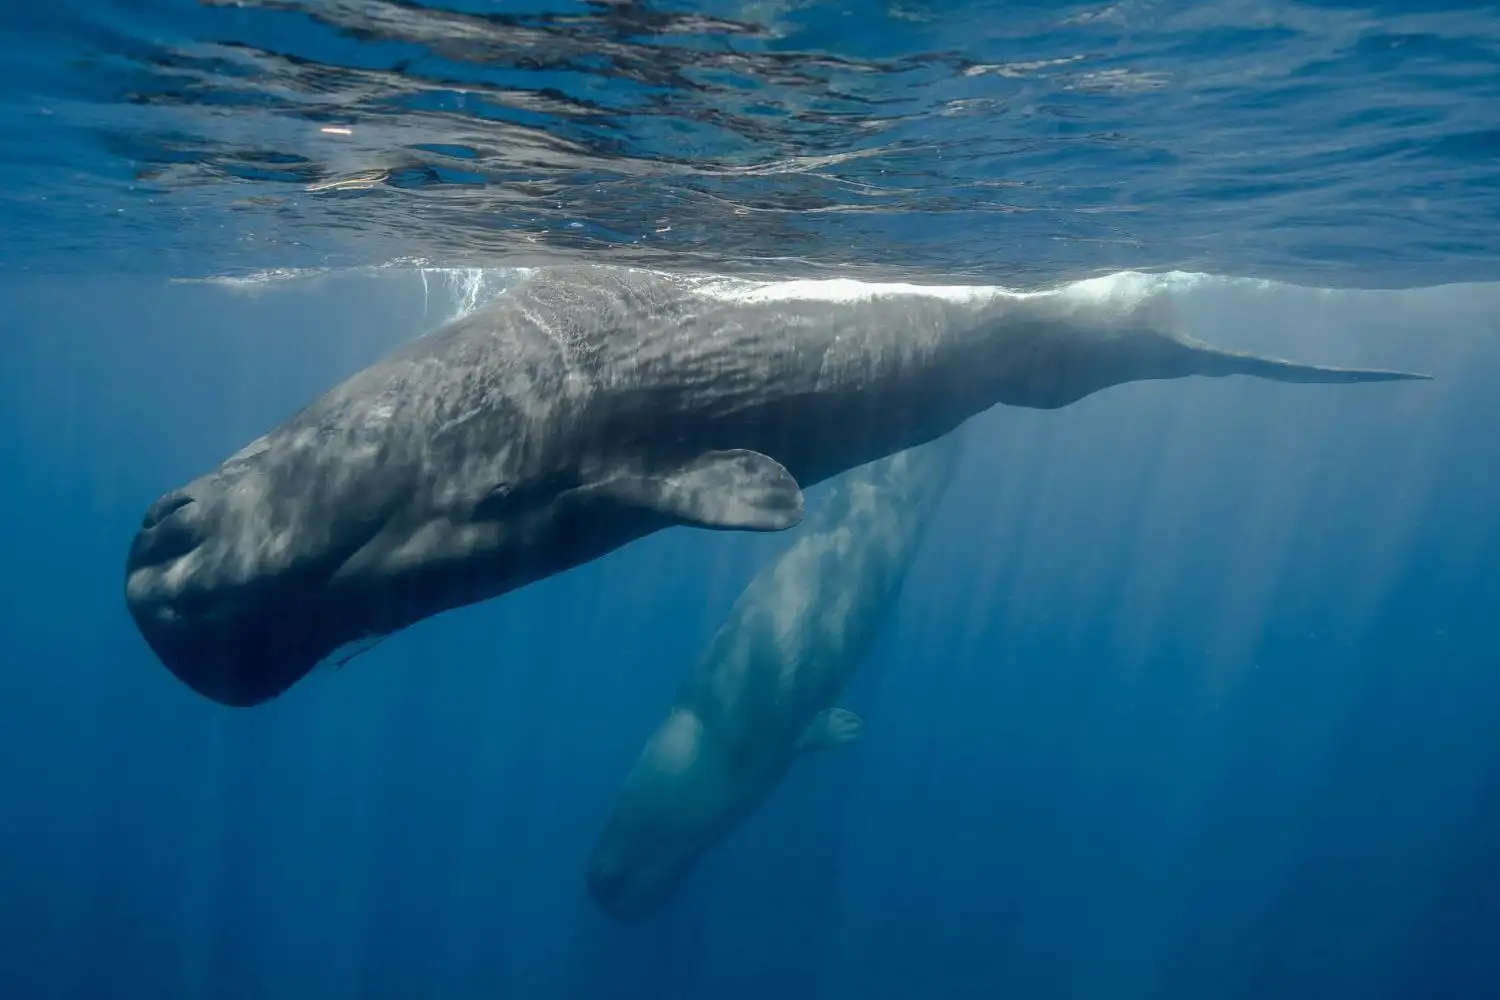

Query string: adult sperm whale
[586,432,962,920]
[123,265,1427,707]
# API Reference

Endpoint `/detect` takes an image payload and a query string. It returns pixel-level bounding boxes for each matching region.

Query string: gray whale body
[586,432,963,920]
[123,265,1428,706]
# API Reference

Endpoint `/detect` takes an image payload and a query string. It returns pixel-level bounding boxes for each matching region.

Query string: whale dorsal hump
[598,449,805,532]
[796,707,864,753]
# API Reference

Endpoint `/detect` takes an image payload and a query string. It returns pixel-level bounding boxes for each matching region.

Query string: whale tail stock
[995,289,1432,410]
[1140,291,1434,385]
[1182,339,1432,384]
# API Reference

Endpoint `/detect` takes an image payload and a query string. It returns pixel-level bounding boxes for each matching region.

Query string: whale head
[124,374,803,708]
[586,709,744,921]
[121,354,630,707]
[122,420,420,706]
[123,427,659,706]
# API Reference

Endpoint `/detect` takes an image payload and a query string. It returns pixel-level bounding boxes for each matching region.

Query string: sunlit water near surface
[4,3,1500,1000]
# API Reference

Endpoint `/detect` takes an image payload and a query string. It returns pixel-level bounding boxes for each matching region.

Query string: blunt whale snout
[123,479,357,707]
[124,563,336,708]
[585,845,693,921]
[125,605,320,707]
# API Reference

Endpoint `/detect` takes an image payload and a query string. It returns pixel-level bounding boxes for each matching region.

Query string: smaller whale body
[586,432,964,920]
[122,265,1429,707]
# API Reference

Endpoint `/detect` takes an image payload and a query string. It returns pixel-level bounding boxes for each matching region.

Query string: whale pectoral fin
[796,708,864,753]
[604,449,805,531]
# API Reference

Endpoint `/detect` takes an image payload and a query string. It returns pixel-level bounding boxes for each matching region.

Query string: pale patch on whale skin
[585,431,965,921]
[123,264,1428,707]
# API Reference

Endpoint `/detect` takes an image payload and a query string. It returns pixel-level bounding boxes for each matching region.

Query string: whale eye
[472,471,580,520]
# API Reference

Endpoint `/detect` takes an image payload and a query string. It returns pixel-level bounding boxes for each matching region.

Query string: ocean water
[2,2,1500,999]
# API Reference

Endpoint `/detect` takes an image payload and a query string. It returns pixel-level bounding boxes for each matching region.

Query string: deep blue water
[3,2,1500,999]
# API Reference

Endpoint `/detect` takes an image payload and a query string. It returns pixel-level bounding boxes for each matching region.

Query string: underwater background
[3,2,1500,999]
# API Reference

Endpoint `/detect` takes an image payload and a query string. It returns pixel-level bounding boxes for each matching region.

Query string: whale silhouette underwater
[587,431,964,920]
[123,265,1429,706]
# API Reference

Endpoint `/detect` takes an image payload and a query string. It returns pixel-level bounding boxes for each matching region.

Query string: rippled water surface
[3,0,1498,285]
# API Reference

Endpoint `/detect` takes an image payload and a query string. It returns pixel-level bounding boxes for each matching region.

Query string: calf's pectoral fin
[596,449,805,531]
[796,708,864,753]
